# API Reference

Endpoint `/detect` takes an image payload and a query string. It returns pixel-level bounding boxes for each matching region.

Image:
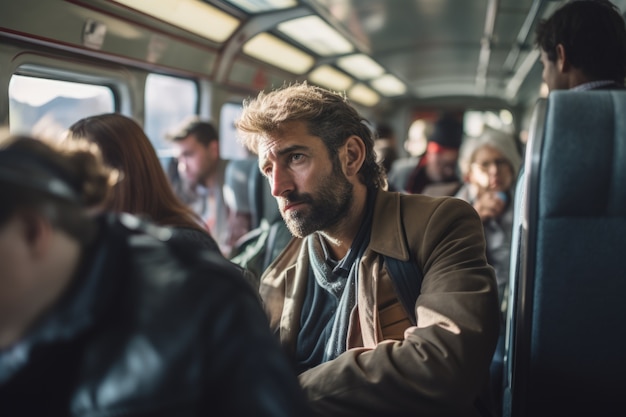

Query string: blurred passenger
[167,155,197,206]
[236,82,500,417]
[372,122,398,176]
[167,117,232,254]
[66,113,219,252]
[456,128,522,308]
[387,118,433,191]
[405,118,432,157]
[0,136,312,416]
[536,0,626,92]
[455,128,522,417]
[390,113,463,196]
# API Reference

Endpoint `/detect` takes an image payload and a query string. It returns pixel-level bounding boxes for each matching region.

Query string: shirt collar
[571,80,617,91]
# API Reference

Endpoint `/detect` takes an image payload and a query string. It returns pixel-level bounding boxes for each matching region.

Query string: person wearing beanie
[455,127,522,415]
[456,127,522,307]
[403,113,464,196]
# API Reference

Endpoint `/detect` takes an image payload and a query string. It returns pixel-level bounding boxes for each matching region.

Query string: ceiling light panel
[309,65,353,91]
[371,74,407,96]
[278,15,354,56]
[348,83,380,107]
[337,54,385,80]
[224,0,297,13]
[243,33,315,74]
[113,0,240,43]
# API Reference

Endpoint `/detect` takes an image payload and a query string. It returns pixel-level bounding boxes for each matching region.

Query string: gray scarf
[307,234,356,361]
[306,200,374,361]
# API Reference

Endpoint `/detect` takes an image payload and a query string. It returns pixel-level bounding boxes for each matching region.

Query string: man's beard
[280,168,353,238]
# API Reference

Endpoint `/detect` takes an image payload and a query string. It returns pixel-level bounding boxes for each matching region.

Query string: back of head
[236,81,386,190]
[168,116,219,146]
[535,0,626,82]
[66,113,204,230]
[0,135,114,243]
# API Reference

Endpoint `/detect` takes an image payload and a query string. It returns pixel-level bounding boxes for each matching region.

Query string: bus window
[220,102,248,160]
[464,109,514,137]
[144,73,198,164]
[8,75,114,141]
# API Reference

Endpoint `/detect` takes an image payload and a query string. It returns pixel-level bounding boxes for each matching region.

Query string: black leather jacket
[0,214,311,417]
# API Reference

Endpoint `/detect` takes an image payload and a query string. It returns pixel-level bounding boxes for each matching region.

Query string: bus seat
[224,157,280,231]
[224,158,257,217]
[502,90,626,417]
[245,158,280,228]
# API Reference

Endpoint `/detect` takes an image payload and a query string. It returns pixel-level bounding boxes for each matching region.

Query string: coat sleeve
[198,257,313,417]
[298,197,500,417]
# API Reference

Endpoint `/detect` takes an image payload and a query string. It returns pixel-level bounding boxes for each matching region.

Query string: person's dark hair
[429,113,464,149]
[535,0,626,82]
[236,82,386,190]
[168,117,219,146]
[66,113,206,231]
[0,136,114,244]
[375,123,394,140]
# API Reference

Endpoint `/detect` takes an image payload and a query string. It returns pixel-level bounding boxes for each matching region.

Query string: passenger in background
[455,128,522,311]
[387,118,432,191]
[455,128,522,417]
[389,113,463,196]
[372,122,398,177]
[0,136,312,417]
[536,0,626,92]
[513,0,626,272]
[167,117,232,255]
[236,82,500,417]
[66,113,219,252]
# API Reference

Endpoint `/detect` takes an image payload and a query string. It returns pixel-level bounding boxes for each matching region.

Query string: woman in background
[456,127,522,306]
[66,113,219,252]
[455,127,522,413]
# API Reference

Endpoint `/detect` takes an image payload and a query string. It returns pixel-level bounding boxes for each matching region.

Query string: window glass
[464,109,514,137]
[144,73,198,164]
[220,101,249,160]
[8,75,114,141]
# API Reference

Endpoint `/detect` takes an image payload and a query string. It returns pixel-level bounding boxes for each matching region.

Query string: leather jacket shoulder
[0,214,311,417]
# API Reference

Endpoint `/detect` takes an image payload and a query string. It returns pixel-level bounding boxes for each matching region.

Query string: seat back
[248,161,281,228]
[223,158,257,218]
[503,90,626,417]
[223,157,281,229]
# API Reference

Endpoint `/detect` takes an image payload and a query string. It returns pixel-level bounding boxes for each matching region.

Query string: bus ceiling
[3,0,625,110]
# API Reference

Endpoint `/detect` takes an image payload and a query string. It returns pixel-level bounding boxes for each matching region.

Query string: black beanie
[428,114,463,149]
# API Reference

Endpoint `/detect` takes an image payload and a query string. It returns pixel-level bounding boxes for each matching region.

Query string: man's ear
[21,212,53,259]
[208,140,220,158]
[556,44,570,73]
[343,136,366,177]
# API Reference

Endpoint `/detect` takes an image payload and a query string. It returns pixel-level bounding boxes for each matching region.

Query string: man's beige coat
[260,190,500,416]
